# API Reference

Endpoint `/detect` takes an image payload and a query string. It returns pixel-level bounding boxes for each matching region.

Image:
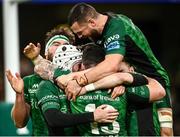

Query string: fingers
[5,70,13,82]
[67,92,73,100]
[106,115,118,120]
[24,43,35,53]
[72,94,77,101]
[102,117,118,123]
[106,109,118,114]
[100,112,119,123]
[97,104,107,109]
[37,43,41,50]
[111,86,125,99]
[111,91,120,99]
[107,111,119,116]
[15,72,21,80]
[104,111,119,123]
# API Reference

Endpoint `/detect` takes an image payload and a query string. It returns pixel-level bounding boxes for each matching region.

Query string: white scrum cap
[52,44,82,71]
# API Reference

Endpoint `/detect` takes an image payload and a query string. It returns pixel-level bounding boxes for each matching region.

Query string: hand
[65,80,82,101]
[23,43,41,60]
[78,87,87,96]
[5,70,24,94]
[56,74,74,89]
[73,73,88,86]
[94,105,119,123]
[108,85,125,99]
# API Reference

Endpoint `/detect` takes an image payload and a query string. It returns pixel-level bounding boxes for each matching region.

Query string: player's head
[44,24,75,61]
[52,44,82,72]
[68,3,101,41]
[81,43,105,70]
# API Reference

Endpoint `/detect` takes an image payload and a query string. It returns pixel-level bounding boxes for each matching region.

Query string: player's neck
[97,14,108,34]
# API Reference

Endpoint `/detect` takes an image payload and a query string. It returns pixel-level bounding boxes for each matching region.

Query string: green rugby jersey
[126,86,160,136]
[96,13,170,88]
[52,68,160,136]
[36,79,74,136]
[23,74,48,136]
[71,89,128,136]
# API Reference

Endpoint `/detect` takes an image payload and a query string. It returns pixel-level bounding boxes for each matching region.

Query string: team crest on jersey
[32,84,39,89]
[106,41,120,51]
[104,34,120,47]
[28,84,39,93]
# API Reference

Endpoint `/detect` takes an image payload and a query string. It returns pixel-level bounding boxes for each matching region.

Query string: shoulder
[37,80,59,96]
[38,80,56,90]
[23,74,42,81]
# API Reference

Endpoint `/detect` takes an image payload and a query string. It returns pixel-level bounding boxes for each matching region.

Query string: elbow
[11,114,27,128]
[158,88,166,99]
[14,122,26,128]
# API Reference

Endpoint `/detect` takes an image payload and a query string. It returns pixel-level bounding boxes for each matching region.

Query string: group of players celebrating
[6,3,173,136]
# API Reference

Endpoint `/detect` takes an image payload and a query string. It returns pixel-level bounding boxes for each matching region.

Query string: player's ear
[81,63,86,71]
[88,18,96,27]
[129,66,134,72]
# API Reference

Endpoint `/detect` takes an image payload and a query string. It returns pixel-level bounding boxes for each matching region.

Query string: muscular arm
[11,93,30,128]
[83,73,165,102]
[84,54,123,84]
[92,72,133,89]
[85,72,147,91]
[37,80,118,130]
[5,70,30,128]
[23,42,58,81]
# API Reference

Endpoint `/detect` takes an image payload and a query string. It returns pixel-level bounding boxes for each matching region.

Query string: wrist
[84,83,95,92]
[75,73,88,86]
[15,90,23,95]
[32,55,43,65]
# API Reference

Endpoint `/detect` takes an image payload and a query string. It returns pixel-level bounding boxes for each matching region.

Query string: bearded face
[88,28,101,42]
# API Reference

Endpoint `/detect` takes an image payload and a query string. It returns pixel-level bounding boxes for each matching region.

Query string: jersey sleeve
[126,85,150,104]
[36,80,60,113]
[23,76,30,104]
[104,19,126,55]
[53,68,71,79]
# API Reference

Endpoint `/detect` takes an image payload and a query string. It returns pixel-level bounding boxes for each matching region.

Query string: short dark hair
[68,3,98,26]
[45,24,75,45]
[82,43,105,69]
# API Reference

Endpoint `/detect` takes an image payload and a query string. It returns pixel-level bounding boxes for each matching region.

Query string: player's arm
[37,80,118,128]
[23,42,60,81]
[87,72,148,90]
[81,73,165,102]
[11,95,30,128]
[44,104,118,128]
[75,54,123,86]
[158,108,173,136]
[73,23,127,86]
[5,70,30,128]
[65,72,147,101]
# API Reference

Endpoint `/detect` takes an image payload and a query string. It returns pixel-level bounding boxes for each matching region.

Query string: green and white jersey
[126,86,160,136]
[96,13,170,88]
[71,89,128,136]
[23,74,48,136]
[36,79,74,136]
